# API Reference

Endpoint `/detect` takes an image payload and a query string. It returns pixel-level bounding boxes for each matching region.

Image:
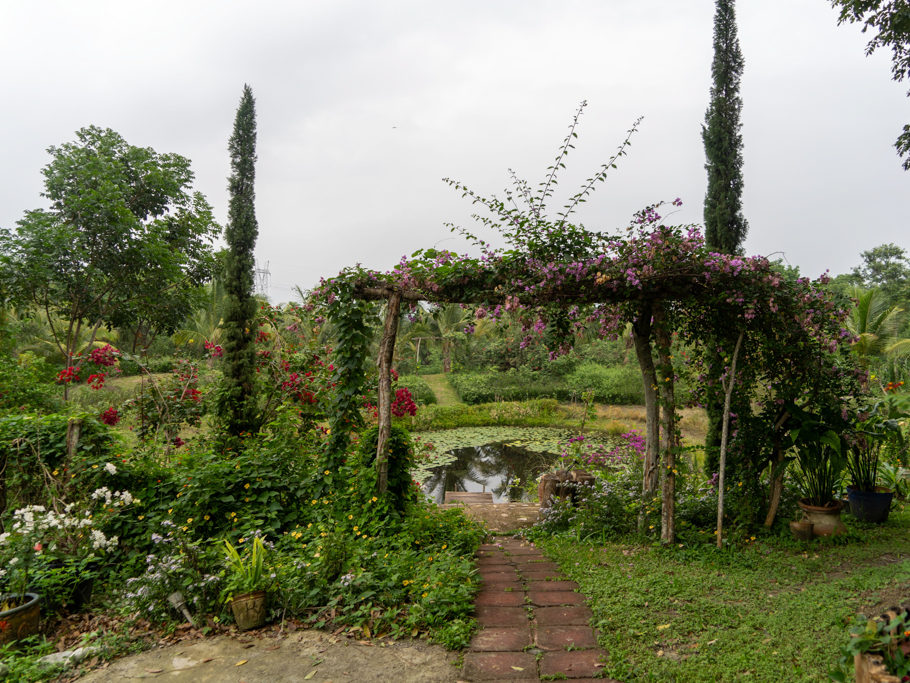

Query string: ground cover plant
[538,506,910,682]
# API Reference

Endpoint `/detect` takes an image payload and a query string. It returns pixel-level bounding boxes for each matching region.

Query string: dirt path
[76,630,460,682]
[423,374,463,407]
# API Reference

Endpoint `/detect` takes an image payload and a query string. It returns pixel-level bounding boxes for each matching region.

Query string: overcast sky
[1,0,907,304]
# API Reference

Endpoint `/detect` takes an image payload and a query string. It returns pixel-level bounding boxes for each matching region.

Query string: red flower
[100,407,120,426]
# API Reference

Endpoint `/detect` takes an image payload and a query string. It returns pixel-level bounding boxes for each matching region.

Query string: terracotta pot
[797,499,846,537]
[789,520,814,541]
[230,590,267,630]
[0,593,40,644]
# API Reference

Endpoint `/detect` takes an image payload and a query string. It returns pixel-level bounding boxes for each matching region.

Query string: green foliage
[703,0,748,254]
[410,399,567,431]
[450,365,645,405]
[0,412,117,511]
[217,84,260,439]
[0,126,219,365]
[271,502,484,647]
[396,375,437,404]
[566,362,645,405]
[357,425,417,512]
[0,353,61,415]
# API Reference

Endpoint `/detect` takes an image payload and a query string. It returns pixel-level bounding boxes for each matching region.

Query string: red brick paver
[468,537,608,681]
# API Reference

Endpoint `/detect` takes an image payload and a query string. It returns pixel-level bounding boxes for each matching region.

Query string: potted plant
[786,405,848,537]
[846,405,905,523]
[221,536,274,630]
[0,506,46,643]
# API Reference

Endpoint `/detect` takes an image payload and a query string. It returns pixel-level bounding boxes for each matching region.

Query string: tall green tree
[217,85,260,437]
[703,0,748,254]
[702,0,749,463]
[831,0,910,170]
[0,126,219,371]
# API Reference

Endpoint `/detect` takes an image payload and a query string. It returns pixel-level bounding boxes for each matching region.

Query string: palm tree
[847,287,910,387]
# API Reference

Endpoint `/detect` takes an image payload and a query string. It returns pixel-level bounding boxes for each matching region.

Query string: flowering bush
[121,521,222,622]
[0,493,127,600]
[391,387,418,417]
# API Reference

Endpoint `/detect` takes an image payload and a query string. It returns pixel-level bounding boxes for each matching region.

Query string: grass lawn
[539,506,910,682]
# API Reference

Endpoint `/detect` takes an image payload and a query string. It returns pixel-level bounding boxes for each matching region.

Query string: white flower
[104,463,117,475]
[9,557,19,566]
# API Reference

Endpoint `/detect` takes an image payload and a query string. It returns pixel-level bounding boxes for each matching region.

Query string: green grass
[538,506,910,682]
[422,373,463,407]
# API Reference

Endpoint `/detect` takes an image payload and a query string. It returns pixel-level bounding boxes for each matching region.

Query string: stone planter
[0,593,40,644]
[854,652,899,682]
[538,470,595,510]
[230,590,267,630]
[789,520,814,541]
[797,499,846,537]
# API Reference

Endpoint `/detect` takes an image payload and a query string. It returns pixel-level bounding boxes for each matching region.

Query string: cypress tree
[703,0,748,254]
[703,1,749,468]
[217,84,259,438]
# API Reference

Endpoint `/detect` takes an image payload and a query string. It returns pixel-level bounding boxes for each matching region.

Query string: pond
[414,427,583,504]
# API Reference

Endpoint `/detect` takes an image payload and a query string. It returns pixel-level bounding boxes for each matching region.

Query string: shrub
[396,375,436,405]
[0,412,118,512]
[566,362,643,405]
[0,353,62,415]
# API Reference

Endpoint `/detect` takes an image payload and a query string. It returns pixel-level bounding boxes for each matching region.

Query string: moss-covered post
[632,302,661,530]
[376,291,401,494]
[654,307,678,544]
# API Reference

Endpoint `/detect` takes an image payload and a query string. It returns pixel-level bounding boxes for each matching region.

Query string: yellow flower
[92,464,98,469]
[441,544,447,550]
[422,592,428,598]
[52,469,59,476]
[181,526,188,531]
[320,532,327,537]
[187,518,193,524]
[371,496,378,503]
[204,515,210,521]
[348,515,353,520]
[168,508,173,514]
[238,538,245,543]
[353,526,359,531]
[138,515,145,521]
[324,470,330,476]
[244,483,250,489]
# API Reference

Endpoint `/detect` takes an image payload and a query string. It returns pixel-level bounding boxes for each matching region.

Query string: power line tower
[254,260,271,300]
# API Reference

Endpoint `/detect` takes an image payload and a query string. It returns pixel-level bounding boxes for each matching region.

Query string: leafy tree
[217,84,260,438]
[702,0,748,254]
[0,126,219,376]
[831,0,910,169]
[851,242,910,302]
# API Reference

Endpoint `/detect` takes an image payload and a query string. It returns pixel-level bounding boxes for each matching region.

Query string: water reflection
[423,442,557,504]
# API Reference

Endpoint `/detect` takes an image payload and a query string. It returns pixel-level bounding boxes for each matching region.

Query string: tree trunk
[442,340,452,373]
[632,304,660,530]
[763,411,790,528]
[654,309,678,545]
[376,292,401,494]
[716,331,744,548]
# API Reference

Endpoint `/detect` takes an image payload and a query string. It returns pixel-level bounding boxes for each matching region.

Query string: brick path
[463,537,617,682]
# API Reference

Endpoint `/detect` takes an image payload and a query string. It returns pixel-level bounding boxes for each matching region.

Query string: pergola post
[376,291,401,494]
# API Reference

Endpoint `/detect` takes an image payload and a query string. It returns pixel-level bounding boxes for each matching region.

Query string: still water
[422,441,558,504]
